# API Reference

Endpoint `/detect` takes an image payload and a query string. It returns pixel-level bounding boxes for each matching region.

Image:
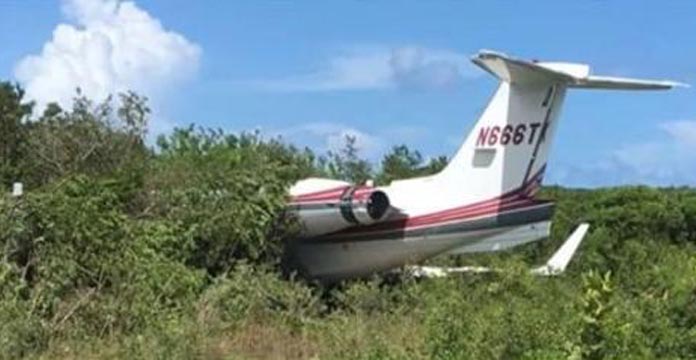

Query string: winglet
[531,223,590,276]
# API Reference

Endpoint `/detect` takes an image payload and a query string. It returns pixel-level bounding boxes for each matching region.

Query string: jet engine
[287,178,391,237]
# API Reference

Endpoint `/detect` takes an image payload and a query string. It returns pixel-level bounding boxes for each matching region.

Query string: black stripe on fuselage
[304,201,555,244]
[287,202,340,211]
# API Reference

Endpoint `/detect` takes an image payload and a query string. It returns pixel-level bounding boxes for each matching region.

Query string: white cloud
[14,0,201,114]
[277,122,386,159]
[551,120,696,187]
[660,120,696,148]
[254,45,478,92]
[272,122,442,163]
[610,120,696,184]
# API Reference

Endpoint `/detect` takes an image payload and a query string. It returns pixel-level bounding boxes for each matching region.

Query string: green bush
[198,263,322,329]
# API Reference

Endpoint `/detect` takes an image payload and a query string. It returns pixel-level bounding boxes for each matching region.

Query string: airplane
[283,50,684,283]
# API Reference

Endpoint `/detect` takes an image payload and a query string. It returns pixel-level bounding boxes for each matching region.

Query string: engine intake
[340,189,390,224]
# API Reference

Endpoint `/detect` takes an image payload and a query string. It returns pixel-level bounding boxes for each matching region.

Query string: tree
[322,135,373,184]
[377,145,424,184]
[21,90,150,187]
[376,144,448,185]
[151,127,317,273]
[0,82,33,189]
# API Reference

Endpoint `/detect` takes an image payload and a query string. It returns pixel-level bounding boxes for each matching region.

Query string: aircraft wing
[406,223,590,278]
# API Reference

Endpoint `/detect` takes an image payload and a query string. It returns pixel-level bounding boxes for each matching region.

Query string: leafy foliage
[1,86,695,359]
[150,127,316,273]
[377,144,448,185]
[321,134,373,184]
[0,82,33,189]
[19,90,150,189]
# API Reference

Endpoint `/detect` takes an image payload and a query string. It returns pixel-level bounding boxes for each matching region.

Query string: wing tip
[532,223,590,276]
[669,81,690,89]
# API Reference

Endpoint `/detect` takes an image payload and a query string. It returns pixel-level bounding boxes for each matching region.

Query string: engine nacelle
[288,178,391,237]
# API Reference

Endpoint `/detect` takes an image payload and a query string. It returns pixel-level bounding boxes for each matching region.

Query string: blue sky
[1,0,695,187]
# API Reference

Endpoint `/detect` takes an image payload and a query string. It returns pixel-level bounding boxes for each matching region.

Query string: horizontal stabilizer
[473,50,686,90]
[569,75,687,90]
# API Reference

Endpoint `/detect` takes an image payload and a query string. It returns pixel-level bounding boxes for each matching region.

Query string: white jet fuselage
[283,50,681,283]
[286,169,552,283]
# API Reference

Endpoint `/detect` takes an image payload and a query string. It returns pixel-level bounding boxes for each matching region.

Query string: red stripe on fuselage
[401,169,544,224]
[291,185,376,203]
[292,167,548,236]
[292,186,349,202]
[334,193,539,237]
[326,167,547,236]
[324,200,551,240]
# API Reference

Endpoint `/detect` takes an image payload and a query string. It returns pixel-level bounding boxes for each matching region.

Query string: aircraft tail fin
[435,51,682,205]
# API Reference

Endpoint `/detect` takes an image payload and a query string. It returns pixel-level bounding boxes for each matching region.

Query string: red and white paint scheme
[284,50,684,283]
